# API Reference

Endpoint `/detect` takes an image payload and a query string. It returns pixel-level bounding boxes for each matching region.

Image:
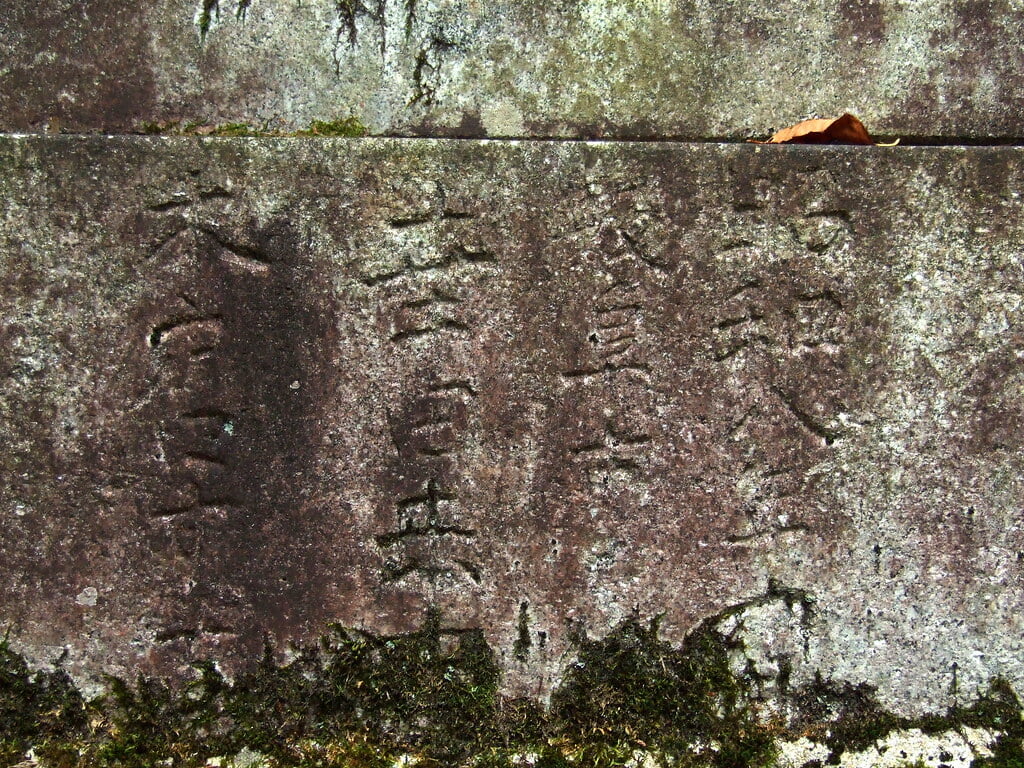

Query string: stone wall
[2,2,1024,766]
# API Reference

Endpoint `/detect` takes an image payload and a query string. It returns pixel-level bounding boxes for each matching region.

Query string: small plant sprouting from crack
[335,0,362,46]
[405,0,417,38]
[409,34,459,107]
[334,0,386,49]
[198,0,253,39]
[197,0,220,39]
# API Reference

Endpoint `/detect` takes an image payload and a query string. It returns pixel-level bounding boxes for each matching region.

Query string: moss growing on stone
[1,610,1022,767]
[551,619,778,767]
[207,123,259,137]
[135,118,368,138]
[3,615,772,767]
[0,636,87,767]
[951,679,1024,768]
[787,673,1024,766]
[78,612,506,766]
[789,675,906,755]
[297,118,369,137]
[137,120,253,136]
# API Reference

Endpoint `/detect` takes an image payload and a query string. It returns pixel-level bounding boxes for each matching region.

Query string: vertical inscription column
[141,219,272,523]
[356,181,497,588]
[559,181,673,504]
[709,163,859,544]
[527,172,698,634]
[128,192,330,661]
[134,212,272,650]
[564,279,654,495]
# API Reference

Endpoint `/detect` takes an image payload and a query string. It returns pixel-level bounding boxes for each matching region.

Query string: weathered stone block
[2,0,1023,138]
[0,138,1023,735]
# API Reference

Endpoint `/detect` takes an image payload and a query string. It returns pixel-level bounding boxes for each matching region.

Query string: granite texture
[1,137,1023,725]
[1,0,1023,138]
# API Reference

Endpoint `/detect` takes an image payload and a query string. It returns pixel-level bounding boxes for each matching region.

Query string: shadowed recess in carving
[390,318,470,343]
[148,316,224,350]
[714,312,764,331]
[195,223,275,274]
[574,422,652,473]
[386,386,473,458]
[618,228,666,272]
[153,622,238,644]
[388,209,474,229]
[181,407,235,426]
[770,385,842,446]
[563,361,651,379]
[376,478,476,544]
[429,377,476,396]
[387,286,475,342]
[381,556,482,584]
[725,521,811,544]
[713,335,773,362]
[358,197,496,287]
[361,247,496,287]
[564,280,652,379]
[375,474,480,583]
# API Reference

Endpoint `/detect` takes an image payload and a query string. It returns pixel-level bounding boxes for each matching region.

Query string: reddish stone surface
[0,138,1022,713]
[0,0,155,132]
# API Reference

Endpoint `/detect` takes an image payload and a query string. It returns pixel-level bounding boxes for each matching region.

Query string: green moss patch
[551,620,778,767]
[296,118,369,137]
[940,680,1024,768]
[785,673,1024,766]
[0,636,88,766]
[137,118,368,138]
[2,609,1022,767]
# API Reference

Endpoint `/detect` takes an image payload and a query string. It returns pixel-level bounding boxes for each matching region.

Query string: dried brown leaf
[751,113,887,145]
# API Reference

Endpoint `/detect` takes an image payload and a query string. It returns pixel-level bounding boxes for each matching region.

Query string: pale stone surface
[776,738,831,767]
[1,0,1023,138]
[1,137,1023,720]
[777,727,1000,768]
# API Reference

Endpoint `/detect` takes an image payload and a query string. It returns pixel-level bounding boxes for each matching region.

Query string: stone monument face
[2,1,1024,763]
[3,138,1024,722]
